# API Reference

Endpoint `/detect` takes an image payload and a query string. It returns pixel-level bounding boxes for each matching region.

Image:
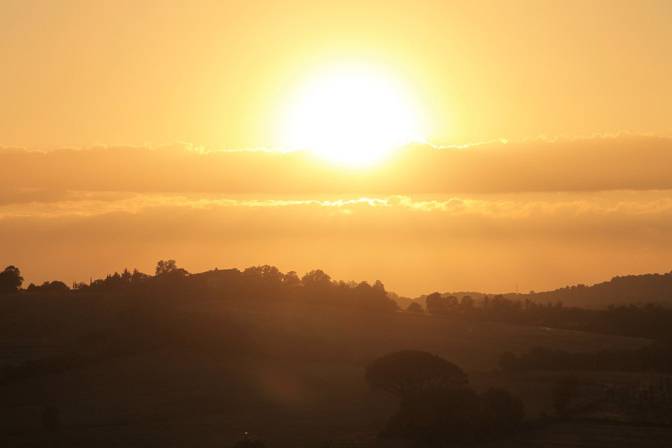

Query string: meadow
[0,289,650,447]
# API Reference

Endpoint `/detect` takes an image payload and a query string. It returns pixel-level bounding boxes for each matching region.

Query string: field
[482,420,672,448]
[0,297,652,447]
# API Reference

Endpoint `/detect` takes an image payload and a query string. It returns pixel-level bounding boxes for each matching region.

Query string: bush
[370,352,524,446]
[366,350,468,398]
[382,385,482,445]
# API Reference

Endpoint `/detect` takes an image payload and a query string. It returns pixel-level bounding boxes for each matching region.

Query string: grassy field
[479,420,672,448]
[0,299,653,447]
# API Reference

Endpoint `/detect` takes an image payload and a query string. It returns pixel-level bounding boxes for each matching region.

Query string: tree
[446,295,459,307]
[365,350,468,399]
[282,270,301,287]
[406,302,424,313]
[301,269,332,288]
[373,279,385,291]
[350,281,398,313]
[383,385,482,445]
[460,295,474,310]
[154,260,188,278]
[368,353,525,445]
[155,259,178,276]
[26,281,69,293]
[132,269,150,283]
[425,292,454,315]
[0,265,23,294]
[243,265,283,284]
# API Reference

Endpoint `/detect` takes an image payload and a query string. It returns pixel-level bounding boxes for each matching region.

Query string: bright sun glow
[280,65,425,167]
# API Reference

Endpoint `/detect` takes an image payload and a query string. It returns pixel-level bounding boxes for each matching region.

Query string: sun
[279,64,425,167]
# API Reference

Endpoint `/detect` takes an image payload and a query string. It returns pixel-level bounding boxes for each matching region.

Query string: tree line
[411,292,672,342]
[4,263,672,341]
[0,262,398,314]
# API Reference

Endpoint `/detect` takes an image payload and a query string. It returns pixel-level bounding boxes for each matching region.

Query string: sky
[2,0,671,148]
[1,1,672,295]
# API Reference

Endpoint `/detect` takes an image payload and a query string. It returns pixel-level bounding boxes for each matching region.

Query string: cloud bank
[2,190,671,296]
[2,135,672,295]
[2,135,672,196]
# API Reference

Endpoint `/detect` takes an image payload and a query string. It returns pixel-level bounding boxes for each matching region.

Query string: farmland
[0,296,651,447]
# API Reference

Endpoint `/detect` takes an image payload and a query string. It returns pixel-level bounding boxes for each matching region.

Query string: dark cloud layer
[2,135,672,196]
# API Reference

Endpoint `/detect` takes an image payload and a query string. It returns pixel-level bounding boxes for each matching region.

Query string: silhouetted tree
[369,351,524,445]
[383,385,482,445]
[282,270,301,287]
[350,281,398,313]
[0,265,23,293]
[425,292,455,315]
[302,269,332,288]
[244,265,283,284]
[406,302,424,313]
[27,281,69,293]
[460,295,474,310]
[131,268,150,283]
[366,350,468,399]
[155,259,179,276]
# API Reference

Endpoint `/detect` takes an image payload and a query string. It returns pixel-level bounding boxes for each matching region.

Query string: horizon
[10,257,672,300]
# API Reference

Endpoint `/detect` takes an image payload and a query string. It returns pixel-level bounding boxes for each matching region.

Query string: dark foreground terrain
[1,264,670,447]
[0,305,651,446]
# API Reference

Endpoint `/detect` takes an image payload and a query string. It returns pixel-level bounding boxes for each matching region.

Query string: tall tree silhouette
[155,259,179,276]
[0,265,23,293]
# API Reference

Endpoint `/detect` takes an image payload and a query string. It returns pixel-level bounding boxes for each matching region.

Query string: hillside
[0,295,648,447]
[422,271,672,309]
[0,264,667,447]
[523,271,672,308]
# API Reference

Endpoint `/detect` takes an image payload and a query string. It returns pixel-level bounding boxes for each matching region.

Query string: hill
[523,271,672,308]
[421,271,672,309]
[0,297,647,447]
[0,263,652,447]
[0,260,672,448]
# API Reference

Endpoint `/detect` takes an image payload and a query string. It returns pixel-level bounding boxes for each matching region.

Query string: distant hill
[522,271,672,308]
[422,271,672,309]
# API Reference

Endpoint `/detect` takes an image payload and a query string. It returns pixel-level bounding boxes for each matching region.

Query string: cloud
[2,134,672,195]
[2,190,672,295]
[2,135,672,294]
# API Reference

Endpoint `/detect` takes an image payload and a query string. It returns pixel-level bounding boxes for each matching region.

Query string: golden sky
[2,1,672,295]
[2,0,671,148]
